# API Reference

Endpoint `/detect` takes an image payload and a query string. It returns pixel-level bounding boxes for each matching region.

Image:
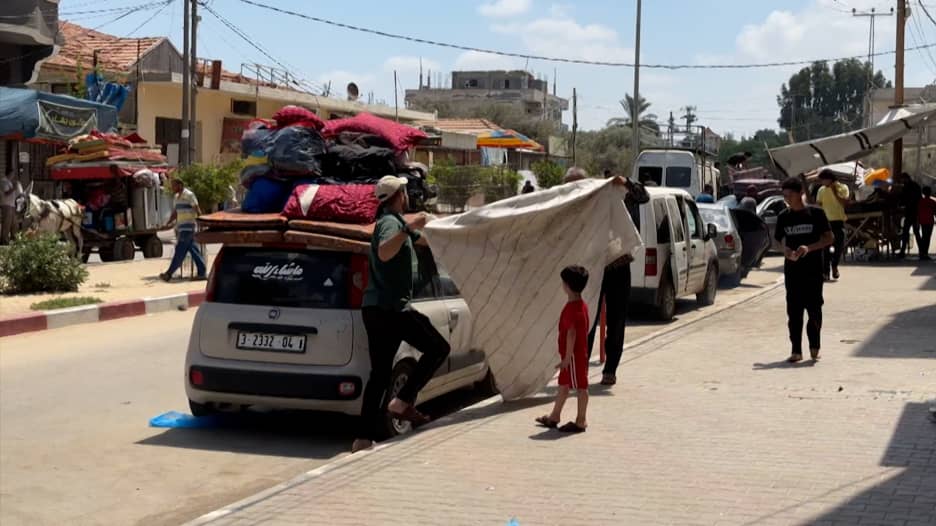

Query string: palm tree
[607,94,659,135]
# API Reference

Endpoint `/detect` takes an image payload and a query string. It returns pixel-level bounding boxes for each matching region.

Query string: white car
[629,188,721,320]
[184,241,492,438]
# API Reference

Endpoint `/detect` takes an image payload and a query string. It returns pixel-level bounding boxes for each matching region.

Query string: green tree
[0,233,88,294]
[531,159,564,189]
[777,58,891,141]
[607,93,660,136]
[172,159,243,212]
[718,128,789,168]
[570,125,634,176]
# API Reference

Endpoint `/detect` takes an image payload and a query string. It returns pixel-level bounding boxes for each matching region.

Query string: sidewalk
[190,263,936,526]
[0,252,215,316]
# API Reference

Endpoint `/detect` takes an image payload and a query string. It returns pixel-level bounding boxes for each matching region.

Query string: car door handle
[448,309,460,331]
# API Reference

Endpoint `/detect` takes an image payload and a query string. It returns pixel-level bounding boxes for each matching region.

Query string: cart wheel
[141,235,163,259]
[112,237,135,261]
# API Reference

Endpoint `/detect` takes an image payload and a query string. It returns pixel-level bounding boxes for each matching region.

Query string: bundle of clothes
[239,106,434,224]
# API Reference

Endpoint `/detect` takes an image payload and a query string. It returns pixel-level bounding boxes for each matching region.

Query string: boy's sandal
[558,422,587,433]
[535,416,559,428]
[787,354,804,363]
[388,406,431,426]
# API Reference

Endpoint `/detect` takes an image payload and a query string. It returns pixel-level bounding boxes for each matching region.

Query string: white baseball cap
[375,175,409,202]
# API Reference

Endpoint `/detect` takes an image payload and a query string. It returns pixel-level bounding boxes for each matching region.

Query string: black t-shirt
[775,206,831,277]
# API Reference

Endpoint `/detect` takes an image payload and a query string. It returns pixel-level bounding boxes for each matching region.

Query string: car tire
[141,235,163,259]
[697,264,718,306]
[657,269,677,321]
[189,399,216,417]
[377,360,417,439]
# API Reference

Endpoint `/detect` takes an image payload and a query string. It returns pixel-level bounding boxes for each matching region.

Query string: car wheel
[141,235,163,258]
[189,399,216,417]
[378,360,417,439]
[697,264,718,306]
[657,270,677,321]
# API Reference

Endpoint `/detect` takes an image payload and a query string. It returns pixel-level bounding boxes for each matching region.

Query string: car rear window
[212,247,351,309]
[666,166,692,187]
[699,208,732,231]
[638,166,662,186]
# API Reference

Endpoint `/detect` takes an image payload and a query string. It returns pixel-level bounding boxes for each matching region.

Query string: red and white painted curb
[0,291,206,338]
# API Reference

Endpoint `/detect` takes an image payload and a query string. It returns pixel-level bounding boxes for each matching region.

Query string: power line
[125,0,175,37]
[919,0,936,27]
[237,0,936,70]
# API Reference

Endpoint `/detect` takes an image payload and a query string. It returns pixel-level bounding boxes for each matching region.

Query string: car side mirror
[706,223,718,241]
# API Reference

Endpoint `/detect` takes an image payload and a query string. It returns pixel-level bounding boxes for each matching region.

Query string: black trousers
[920,224,934,258]
[785,274,824,355]
[824,220,845,274]
[900,213,921,255]
[358,306,450,440]
[587,264,631,376]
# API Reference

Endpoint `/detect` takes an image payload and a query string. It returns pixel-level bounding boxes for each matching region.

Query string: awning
[769,105,936,176]
[0,87,119,142]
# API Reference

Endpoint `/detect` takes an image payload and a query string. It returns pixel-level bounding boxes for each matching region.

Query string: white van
[634,149,720,199]
[629,187,720,320]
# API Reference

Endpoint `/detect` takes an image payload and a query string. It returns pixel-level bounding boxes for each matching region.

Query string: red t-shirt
[558,299,589,359]
[919,197,936,226]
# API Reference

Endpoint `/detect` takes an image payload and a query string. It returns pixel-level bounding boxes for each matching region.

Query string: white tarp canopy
[769,105,936,177]
[423,178,642,400]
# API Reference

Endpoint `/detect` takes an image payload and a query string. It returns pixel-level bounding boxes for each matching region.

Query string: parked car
[184,241,492,439]
[757,195,788,253]
[698,203,771,285]
[629,187,721,321]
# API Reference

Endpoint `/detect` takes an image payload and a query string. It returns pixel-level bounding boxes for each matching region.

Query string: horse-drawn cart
[49,161,174,262]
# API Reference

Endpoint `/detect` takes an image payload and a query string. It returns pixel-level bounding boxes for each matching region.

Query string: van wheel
[378,360,416,439]
[657,271,677,321]
[189,399,216,417]
[697,264,718,306]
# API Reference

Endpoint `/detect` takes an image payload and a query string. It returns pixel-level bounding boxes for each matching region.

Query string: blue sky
[63,0,936,136]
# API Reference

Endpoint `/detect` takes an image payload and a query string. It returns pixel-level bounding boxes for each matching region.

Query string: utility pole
[894,0,907,176]
[572,87,578,164]
[180,0,190,166]
[189,0,199,164]
[853,6,894,126]
[393,70,399,122]
[631,0,642,161]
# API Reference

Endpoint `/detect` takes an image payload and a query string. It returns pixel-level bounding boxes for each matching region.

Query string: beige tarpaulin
[769,106,936,177]
[423,178,642,400]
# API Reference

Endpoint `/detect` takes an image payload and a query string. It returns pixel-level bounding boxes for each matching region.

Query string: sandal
[787,354,804,363]
[558,422,587,433]
[810,349,821,361]
[387,406,431,426]
[600,374,616,386]
[535,416,559,428]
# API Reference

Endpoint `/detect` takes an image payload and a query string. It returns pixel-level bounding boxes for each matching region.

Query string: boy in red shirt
[919,186,936,261]
[536,265,590,433]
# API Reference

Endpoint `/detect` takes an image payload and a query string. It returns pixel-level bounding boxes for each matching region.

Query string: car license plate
[236,331,307,353]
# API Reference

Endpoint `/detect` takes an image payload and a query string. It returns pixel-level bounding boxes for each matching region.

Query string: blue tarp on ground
[0,87,119,141]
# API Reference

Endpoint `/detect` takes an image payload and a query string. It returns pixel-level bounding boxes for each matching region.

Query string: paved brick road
[191,263,936,526]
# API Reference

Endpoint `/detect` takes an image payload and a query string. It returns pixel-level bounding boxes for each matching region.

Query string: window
[465,79,479,88]
[665,166,692,187]
[231,99,257,116]
[684,200,704,239]
[503,79,511,89]
[413,247,439,300]
[638,166,663,186]
[654,200,670,243]
[213,247,351,309]
[699,208,732,232]
[669,199,686,242]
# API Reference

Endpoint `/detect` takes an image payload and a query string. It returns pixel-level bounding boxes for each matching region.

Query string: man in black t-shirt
[775,177,834,363]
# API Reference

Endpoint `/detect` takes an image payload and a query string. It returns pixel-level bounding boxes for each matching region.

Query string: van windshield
[665,166,692,187]
[212,247,351,309]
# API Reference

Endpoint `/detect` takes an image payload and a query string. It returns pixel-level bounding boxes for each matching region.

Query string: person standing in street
[815,170,849,280]
[352,176,450,454]
[897,172,923,259]
[160,179,206,281]
[918,186,936,261]
[775,177,834,363]
[520,180,535,194]
[0,172,23,245]
[586,172,649,386]
[696,184,715,203]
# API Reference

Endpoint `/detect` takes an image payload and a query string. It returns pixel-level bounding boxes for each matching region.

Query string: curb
[183,277,785,526]
[0,290,205,338]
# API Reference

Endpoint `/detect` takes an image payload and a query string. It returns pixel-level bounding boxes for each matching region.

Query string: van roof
[645,186,693,198]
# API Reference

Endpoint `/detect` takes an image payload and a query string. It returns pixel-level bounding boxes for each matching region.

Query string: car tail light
[724,234,736,250]
[204,249,224,302]
[348,254,369,308]
[338,381,357,397]
[190,368,204,386]
[644,248,658,277]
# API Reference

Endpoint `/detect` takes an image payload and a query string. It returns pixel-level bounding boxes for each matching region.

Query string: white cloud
[453,50,522,71]
[493,17,633,62]
[478,0,533,18]
[382,56,441,75]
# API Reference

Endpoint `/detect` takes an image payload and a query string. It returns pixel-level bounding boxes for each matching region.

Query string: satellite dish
[347,82,360,101]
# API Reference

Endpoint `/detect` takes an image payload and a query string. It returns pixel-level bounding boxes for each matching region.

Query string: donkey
[22,183,84,256]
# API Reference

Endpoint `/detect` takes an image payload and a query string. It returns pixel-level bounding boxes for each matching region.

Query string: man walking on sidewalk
[160,179,206,281]
[352,176,450,453]
[776,177,834,363]
[815,170,849,280]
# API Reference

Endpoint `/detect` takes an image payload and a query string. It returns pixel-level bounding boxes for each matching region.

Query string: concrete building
[405,70,568,125]
[33,21,436,166]
[868,86,936,145]
[0,0,63,87]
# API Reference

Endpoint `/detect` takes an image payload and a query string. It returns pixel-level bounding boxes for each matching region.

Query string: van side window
[413,247,439,300]
[638,166,663,186]
[653,200,670,243]
[665,166,692,187]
